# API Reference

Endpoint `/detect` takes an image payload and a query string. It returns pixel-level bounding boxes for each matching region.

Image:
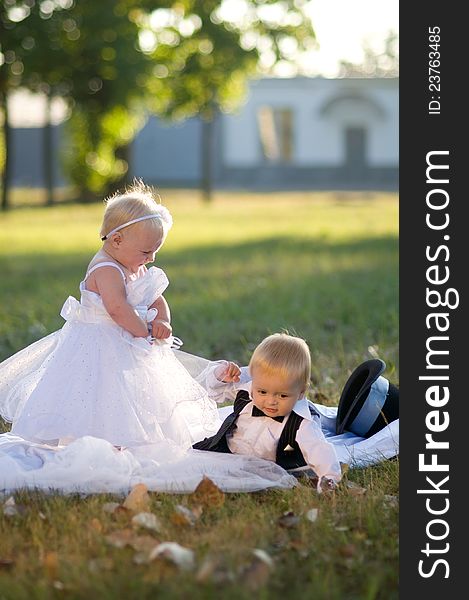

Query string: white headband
[101,214,163,241]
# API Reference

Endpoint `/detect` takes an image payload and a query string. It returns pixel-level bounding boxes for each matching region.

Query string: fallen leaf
[305,508,319,523]
[102,502,121,514]
[52,581,65,591]
[340,463,350,476]
[189,477,225,509]
[339,543,357,558]
[89,518,103,533]
[149,542,195,571]
[104,529,136,549]
[383,494,399,508]
[195,556,219,583]
[0,558,15,570]
[277,511,300,529]
[242,554,272,590]
[345,481,367,496]
[3,496,27,517]
[129,535,160,553]
[123,483,151,513]
[287,539,309,558]
[195,556,235,584]
[252,549,274,568]
[171,504,201,527]
[131,512,161,533]
[88,557,114,573]
[43,551,59,581]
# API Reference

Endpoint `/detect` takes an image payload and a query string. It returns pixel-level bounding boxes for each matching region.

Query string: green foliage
[1,1,317,200]
[63,105,145,197]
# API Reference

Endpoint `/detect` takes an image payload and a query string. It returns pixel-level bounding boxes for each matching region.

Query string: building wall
[222,77,398,167]
[10,76,398,190]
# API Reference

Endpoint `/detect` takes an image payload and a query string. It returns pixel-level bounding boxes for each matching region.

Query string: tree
[140,0,316,201]
[339,30,399,78]
[0,0,30,210]
[2,0,316,205]
[1,0,151,205]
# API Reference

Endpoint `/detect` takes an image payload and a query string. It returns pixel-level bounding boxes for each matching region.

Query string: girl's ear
[110,232,122,247]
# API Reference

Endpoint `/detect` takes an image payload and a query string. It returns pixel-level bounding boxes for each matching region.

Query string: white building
[11,76,398,190]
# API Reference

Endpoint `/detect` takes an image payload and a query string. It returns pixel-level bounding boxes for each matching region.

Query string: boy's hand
[151,319,172,339]
[217,361,241,383]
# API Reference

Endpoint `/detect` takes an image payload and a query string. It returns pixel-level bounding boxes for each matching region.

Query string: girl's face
[250,368,305,417]
[113,226,163,273]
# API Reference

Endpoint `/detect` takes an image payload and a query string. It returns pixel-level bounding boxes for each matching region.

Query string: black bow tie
[251,405,284,423]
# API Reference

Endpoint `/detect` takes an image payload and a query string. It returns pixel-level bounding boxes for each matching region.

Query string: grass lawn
[0,189,399,599]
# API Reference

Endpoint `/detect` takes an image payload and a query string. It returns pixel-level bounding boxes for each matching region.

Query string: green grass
[0,189,398,599]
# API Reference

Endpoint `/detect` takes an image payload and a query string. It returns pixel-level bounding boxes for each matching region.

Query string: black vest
[193,390,319,470]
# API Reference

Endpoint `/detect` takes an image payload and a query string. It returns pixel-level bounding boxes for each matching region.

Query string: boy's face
[250,368,305,418]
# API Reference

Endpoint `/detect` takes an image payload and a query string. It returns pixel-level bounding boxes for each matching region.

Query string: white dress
[0,263,221,448]
[0,265,397,494]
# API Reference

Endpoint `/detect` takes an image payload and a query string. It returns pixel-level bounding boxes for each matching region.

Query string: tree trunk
[111,142,131,195]
[43,93,54,206]
[201,116,214,203]
[1,92,11,211]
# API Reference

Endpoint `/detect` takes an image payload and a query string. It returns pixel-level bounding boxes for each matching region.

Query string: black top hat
[336,359,399,438]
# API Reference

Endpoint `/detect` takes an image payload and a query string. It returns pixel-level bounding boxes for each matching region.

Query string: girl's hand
[217,361,241,383]
[151,319,172,339]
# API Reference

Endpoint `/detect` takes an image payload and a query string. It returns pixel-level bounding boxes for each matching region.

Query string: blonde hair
[100,179,172,241]
[249,332,311,389]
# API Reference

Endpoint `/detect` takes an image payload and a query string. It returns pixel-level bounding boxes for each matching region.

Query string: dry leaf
[104,529,136,549]
[3,496,27,517]
[102,502,121,514]
[131,512,161,533]
[277,511,300,529]
[171,504,201,527]
[345,481,367,496]
[129,535,160,553]
[196,556,234,584]
[340,463,350,476]
[89,518,103,533]
[149,542,195,571]
[0,558,15,570]
[242,554,272,590]
[52,581,65,591]
[383,494,399,508]
[305,508,319,522]
[43,551,59,581]
[287,539,309,558]
[252,549,274,568]
[123,483,151,513]
[196,556,219,583]
[88,557,114,573]
[339,543,357,558]
[189,477,225,509]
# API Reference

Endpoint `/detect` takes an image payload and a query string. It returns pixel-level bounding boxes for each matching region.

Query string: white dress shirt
[204,362,342,485]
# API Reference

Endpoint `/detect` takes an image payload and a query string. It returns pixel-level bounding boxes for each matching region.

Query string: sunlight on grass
[0,190,399,599]
[0,191,399,392]
[0,190,398,255]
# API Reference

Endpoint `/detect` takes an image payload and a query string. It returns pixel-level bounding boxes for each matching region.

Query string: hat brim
[336,359,386,436]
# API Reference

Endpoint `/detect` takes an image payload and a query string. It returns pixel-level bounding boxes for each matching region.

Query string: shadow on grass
[0,235,398,374]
